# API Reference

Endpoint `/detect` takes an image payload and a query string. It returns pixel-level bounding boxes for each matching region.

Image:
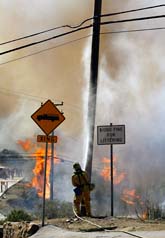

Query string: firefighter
[72,163,91,217]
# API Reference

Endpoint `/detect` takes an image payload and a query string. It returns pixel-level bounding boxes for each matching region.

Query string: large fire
[18,138,59,199]
[17,139,34,152]
[18,139,148,218]
[100,156,147,219]
[121,188,142,206]
[32,147,50,198]
[100,156,126,185]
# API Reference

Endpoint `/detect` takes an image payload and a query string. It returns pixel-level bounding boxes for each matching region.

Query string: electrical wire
[1,14,164,56]
[0,25,67,46]
[0,153,122,171]
[101,14,165,26]
[0,3,164,46]
[0,34,92,66]
[0,24,92,56]
[0,88,46,102]
[0,25,165,66]
[100,26,165,35]
[0,18,93,46]
[0,86,65,104]
[101,4,165,18]
[0,155,68,162]
[0,86,83,112]
[0,153,141,174]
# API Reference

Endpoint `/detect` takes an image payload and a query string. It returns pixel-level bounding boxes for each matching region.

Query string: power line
[101,26,165,35]
[0,24,93,56]
[0,154,127,173]
[0,154,121,171]
[0,86,82,111]
[0,4,164,46]
[0,25,165,66]
[0,26,66,46]
[0,88,45,102]
[0,35,92,66]
[0,18,93,46]
[0,154,76,166]
[1,14,165,56]
[101,4,165,18]
[101,14,165,26]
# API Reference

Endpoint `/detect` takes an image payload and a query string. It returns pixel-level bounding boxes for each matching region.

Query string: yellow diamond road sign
[31,99,65,135]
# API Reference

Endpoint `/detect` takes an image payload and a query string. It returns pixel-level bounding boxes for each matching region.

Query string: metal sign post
[97,123,125,216]
[42,141,48,227]
[50,131,55,201]
[110,141,114,217]
[31,99,65,226]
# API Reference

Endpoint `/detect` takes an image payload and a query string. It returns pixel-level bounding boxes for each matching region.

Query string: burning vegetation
[100,156,126,185]
[93,155,163,219]
[17,139,60,199]
[0,137,162,220]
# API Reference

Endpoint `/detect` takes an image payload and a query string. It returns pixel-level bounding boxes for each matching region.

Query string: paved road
[30,225,165,238]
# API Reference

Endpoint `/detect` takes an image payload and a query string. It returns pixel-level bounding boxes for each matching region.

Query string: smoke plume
[0,0,165,215]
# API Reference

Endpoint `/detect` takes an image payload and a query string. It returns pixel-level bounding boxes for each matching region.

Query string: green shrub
[0,219,6,225]
[6,209,32,222]
[35,200,73,219]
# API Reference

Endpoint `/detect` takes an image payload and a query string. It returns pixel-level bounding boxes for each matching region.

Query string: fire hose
[72,205,146,238]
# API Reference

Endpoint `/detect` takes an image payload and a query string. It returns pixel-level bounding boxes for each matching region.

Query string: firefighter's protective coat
[72,164,91,216]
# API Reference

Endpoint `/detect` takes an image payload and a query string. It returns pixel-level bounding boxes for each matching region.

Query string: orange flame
[32,147,50,198]
[142,210,148,220]
[100,156,147,218]
[17,139,34,151]
[121,188,141,205]
[18,139,59,199]
[100,157,126,185]
[121,188,148,219]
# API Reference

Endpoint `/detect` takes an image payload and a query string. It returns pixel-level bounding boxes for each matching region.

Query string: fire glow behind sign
[97,125,125,145]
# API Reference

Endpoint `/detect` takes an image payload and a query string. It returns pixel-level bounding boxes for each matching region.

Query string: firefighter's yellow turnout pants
[73,190,91,216]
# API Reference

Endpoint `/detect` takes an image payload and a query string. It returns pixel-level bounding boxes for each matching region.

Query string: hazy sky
[0,0,165,189]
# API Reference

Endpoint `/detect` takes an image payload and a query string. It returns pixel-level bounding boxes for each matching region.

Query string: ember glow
[100,156,126,185]
[18,139,59,199]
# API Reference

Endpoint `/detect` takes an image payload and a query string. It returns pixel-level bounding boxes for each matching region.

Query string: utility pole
[85,0,102,181]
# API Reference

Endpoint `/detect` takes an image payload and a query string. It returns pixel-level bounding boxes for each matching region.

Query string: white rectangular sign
[97,125,125,145]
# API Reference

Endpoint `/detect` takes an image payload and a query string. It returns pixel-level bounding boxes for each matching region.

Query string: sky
[0,0,165,207]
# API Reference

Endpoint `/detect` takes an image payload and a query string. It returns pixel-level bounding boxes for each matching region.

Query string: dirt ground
[44,216,165,232]
[0,181,165,234]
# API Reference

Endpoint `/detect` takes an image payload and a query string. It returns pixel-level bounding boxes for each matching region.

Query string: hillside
[0,181,165,232]
[0,180,38,216]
